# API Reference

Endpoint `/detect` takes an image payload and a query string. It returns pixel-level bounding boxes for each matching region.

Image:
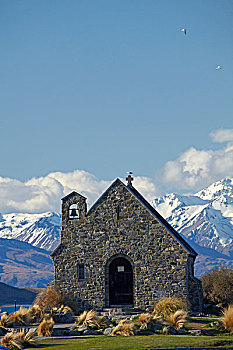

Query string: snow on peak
[196,177,233,200]
[0,212,61,251]
[152,177,233,255]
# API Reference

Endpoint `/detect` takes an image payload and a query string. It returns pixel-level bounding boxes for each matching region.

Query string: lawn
[26,335,233,350]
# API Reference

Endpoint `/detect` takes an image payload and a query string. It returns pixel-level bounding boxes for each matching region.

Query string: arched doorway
[109,257,133,306]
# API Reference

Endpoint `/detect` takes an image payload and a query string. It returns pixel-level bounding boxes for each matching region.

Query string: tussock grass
[0,305,42,327]
[153,296,187,317]
[166,309,188,329]
[1,307,30,327]
[76,309,98,327]
[34,287,63,313]
[1,328,37,349]
[138,312,152,325]
[22,328,37,347]
[221,304,233,332]
[97,316,112,329]
[0,313,10,327]
[1,331,24,350]
[76,310,88,325]
[57,304,73,314]
[27,305,42,323]
[112,319,135,336]
[37,318,54,337]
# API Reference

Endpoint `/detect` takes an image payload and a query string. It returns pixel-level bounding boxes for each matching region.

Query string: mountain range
[0,177,232,287]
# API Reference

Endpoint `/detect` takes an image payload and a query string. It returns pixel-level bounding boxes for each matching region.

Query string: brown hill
[0,281,37,305]
[0,238,54,288]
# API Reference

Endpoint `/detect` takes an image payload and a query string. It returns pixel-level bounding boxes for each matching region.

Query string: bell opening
[69,204,79,219]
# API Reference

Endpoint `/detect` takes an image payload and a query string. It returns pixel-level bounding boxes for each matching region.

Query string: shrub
[153,297,187,317]
[202,265,233,306]
[166,309,188,329]
[112,319,135,336]
[221,304,233,332]
[33,287,63,313]
[37,318,54,337]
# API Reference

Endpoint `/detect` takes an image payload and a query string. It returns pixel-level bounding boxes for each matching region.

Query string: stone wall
[51,180,203,312]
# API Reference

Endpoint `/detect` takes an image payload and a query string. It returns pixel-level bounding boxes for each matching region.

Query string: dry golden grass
[22,328,38,347]
[58,304,73,314]
[84,309,98,327]
[37,318,54,337]
[50,304,73,317]
[221,304,233,332]
[1,328,37,349]
[76,310,88,325]
[153,297,187,317]
[2,307,30,327]
[97,316,112,329]
[34,287,63,313]
[27,305,42,323]
[138,313,152,325]
[0,306,42,328]
[76,309,98,327]
[0,313,10,327]
[166,309,188,329]
[1,331,24,350]
[112,319,135,336]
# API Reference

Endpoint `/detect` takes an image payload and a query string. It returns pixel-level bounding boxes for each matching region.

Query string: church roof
[87,178,197,257]
[62,191,86,201]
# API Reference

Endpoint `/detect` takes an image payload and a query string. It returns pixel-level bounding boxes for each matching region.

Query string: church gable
[86,178,196,257]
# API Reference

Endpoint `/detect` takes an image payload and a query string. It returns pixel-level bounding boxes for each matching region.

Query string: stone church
[51,176,203,312]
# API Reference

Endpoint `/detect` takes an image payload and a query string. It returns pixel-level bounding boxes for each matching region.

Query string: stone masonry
[51,178,203,312]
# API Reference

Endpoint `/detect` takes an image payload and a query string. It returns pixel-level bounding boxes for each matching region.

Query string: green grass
[26,335,233,350]
[189,317,219,322]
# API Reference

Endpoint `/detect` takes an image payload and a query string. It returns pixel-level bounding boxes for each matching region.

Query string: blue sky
[0,0,233,212]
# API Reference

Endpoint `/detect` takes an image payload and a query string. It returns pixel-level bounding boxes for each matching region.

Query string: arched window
[69,203,79,219]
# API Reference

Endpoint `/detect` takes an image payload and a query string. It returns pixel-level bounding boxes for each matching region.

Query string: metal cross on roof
[126,173,134,186]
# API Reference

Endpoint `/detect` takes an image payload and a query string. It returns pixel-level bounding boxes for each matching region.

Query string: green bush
[201,265,233,307]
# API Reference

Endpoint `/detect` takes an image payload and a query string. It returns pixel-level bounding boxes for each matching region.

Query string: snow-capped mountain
[0,212,61,251]
[152,177,233,257]
[0,177,232,281]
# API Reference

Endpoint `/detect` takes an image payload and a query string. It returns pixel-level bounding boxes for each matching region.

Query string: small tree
[202,265,233,306]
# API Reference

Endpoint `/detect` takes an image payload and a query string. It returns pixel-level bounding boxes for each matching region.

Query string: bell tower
[61,191,87,226]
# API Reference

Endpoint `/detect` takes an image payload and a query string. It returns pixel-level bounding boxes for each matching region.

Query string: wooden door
[109,257,133,305]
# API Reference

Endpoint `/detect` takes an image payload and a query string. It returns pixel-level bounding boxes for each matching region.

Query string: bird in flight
[181,28,187,35]
[216,65,221,70]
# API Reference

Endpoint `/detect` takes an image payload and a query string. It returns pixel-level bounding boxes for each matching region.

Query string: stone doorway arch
[107,256,133,306]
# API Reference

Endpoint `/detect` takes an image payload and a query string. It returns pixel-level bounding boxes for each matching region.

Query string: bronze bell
[70,208,78,217]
